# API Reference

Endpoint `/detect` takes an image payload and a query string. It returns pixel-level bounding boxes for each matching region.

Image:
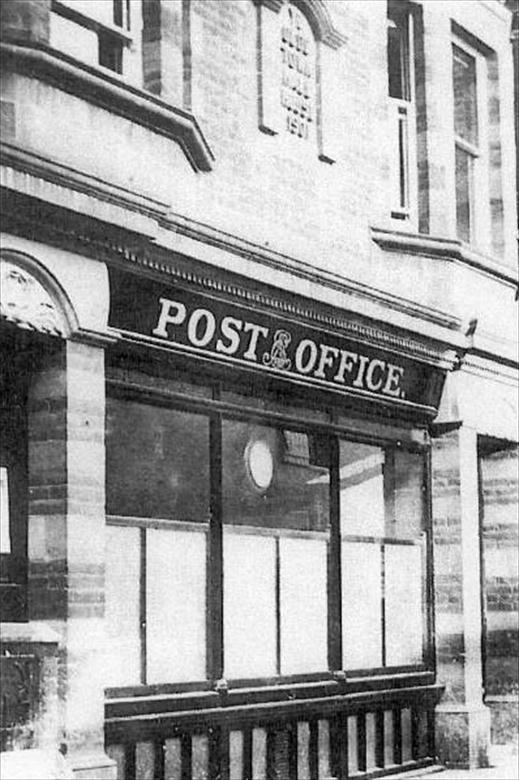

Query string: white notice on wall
[0,467,10,554]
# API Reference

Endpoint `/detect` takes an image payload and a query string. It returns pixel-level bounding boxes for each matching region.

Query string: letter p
[152,298,187,338]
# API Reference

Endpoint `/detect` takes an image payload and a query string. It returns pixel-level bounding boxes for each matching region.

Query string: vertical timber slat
[308,721,319,780]
[375,709,385,768]
[393,707,402,766]
[243,728,253,780]
[180,734,192,780]
[357,711,367,774]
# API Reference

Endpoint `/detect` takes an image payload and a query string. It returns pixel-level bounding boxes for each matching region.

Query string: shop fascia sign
[109,268,444,412]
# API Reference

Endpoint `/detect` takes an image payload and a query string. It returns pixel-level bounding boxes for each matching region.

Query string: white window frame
[388,7,418,227]
[49,0,142,82]
[452,35,491,251]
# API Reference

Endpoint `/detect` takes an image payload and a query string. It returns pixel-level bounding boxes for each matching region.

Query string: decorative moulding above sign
[0,42,214,173]
[253,0,347,49]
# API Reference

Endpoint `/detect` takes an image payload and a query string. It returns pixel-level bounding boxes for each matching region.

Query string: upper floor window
[452,36,491,248]
[387,1,416,222]
[49,0,137,77]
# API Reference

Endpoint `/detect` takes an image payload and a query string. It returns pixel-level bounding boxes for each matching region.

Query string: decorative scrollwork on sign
[0,261,63,336]
[263,329,292,370]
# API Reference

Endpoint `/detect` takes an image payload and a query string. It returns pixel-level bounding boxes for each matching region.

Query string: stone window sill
[371,226,518,286]
[0,621,61,646]
[0,41,214,173]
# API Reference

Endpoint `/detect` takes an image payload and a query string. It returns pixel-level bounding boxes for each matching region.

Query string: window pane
[222,420,330,532]
[340,441,426,669]
[57,0,116,26]
[279,537,328,674]
[105,525,141,687]
[146,528,206,683]
[387,14,409,100]
[339,441,385,537]
[453,45,478,145]
[398,111,409,210]
[222,419,330,678]
[342,542,383,669]
[50,13,99,67]
[106,399,209,522]
[455,145,473,243]
[389,449,425,539]
[224,532,277,678]
[385,544,424,665]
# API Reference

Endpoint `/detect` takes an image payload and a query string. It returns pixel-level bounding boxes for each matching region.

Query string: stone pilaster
[432,426,491,768]
[27,339,115,779]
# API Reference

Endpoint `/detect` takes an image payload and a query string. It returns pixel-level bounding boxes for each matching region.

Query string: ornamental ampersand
[263,329,292,370]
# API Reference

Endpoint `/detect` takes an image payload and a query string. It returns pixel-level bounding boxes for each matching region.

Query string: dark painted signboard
[108,267,445,414]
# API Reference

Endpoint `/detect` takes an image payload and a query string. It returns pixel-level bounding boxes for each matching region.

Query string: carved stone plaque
[279,3,316,142]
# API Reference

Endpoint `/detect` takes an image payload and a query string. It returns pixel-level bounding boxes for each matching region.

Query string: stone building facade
[0,1,517,778]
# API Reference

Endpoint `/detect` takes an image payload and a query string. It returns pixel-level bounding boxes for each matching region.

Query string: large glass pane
[279,537,328,674]
[453,45,478,145]
[386,448,426,666]
[222,421,329,532]
[390,449,425,539]
[106,399,209,522]
[339,441,385,537]
[222,419,330,678]
[455,145,473,243]
[385,544,424,665]
[146,528,206,683]
[340,440,426,669]
[224,532,277,678]
[342,542,383,669]
[105,525,141,687]
[387,10,409,101]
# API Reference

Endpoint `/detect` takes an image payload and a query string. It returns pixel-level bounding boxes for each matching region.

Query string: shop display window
[222,420,330,679]
[105,388,430,692]
[106,399,210,522]
[106,398,210,686]
[340,441,426,670]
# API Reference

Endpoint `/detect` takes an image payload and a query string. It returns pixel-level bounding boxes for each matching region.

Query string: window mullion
[328,435,342,672]
[207,413,224,683]
[140,526,147,686]
[424,447,436,671]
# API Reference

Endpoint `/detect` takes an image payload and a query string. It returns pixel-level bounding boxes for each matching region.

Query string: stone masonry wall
[480,443,519,745]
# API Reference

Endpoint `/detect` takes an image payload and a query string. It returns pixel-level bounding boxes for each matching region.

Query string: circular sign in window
[245,439,274,491]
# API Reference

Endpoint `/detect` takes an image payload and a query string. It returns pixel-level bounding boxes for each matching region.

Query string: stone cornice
[1,189,464,370]
[1,179,467,366]
[371,226,519,287]
[0,151,464,340]
[163,213,463,337]
[0,141,169,229]
[0,42,214,173]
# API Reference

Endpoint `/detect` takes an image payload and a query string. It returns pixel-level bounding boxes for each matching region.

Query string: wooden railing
[105,680,443,779]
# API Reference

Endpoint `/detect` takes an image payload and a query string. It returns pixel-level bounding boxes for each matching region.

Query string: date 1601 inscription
[280,5,314,140]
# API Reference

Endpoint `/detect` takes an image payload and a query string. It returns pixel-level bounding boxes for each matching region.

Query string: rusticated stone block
[0,0,51,46]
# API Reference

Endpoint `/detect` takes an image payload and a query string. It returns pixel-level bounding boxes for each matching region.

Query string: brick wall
[480,443,519,744]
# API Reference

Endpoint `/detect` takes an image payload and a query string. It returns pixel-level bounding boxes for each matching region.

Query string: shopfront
[103,263,450,780]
